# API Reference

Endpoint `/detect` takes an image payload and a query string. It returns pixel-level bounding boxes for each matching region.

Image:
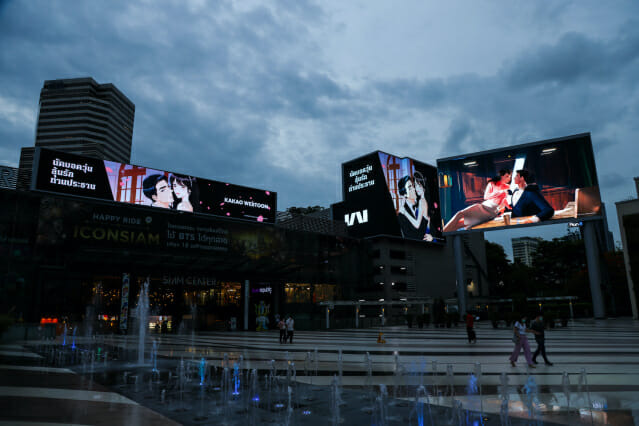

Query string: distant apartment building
[18,77,135,188]
[512,236,542,267]
[0,166,18,190]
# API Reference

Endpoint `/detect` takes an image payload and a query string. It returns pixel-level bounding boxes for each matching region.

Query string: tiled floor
[0,344,179,425]
[2,318,639,425]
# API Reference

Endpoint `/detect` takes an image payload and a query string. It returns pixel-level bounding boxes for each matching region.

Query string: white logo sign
[344,209,368,226]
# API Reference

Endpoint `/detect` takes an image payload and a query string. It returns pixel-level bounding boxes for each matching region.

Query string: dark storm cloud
[1,1,639,222]
[505,24,639,89]
[0,0,360,196]
[600,172,627,190]
[132,99,267,178]
[441,117,472,157]
[373,78,447,109]
[370,20,639,157]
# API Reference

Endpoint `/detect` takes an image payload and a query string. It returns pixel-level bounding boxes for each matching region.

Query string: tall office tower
[18,77,135,189]
[511,236,542,267]
[35,77,135,161]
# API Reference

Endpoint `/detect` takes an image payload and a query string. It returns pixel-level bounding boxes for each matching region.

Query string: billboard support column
[569,299,574,319]
[583,221,606,318]
[244,280,249,331]
[453,235,467,315]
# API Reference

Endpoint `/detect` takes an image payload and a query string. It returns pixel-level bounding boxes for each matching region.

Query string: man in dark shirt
[531,314,553,366]
[511,170,554,224]
[396,175,432,240]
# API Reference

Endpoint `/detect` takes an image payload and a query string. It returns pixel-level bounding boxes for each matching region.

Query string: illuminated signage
[344,209,369,226]
[347,164,376,192]
[36,196,286,260]
[161,275,216,286]
[33,148,277,224]
[337,151,444,243]
[437,133,602,234]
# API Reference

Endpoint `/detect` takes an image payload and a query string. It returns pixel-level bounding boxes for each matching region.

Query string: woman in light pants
[510,315,537,368]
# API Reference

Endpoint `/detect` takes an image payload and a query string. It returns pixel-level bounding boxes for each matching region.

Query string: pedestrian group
[464,311,554,368]
[509,313,553,367]
[277,314,294,344]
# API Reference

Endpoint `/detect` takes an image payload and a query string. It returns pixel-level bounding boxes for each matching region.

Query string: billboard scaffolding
[437,133,606,317]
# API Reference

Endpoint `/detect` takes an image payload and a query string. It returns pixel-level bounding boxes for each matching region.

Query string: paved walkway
[0,343,180,425]
[1,318,638,425]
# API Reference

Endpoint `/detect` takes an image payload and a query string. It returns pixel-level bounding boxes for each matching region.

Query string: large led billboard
[32,148,277,223]
[337,151,444,243]
[437,133,602,234]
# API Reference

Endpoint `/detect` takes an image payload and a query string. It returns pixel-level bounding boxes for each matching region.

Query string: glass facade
[0,189,372,331]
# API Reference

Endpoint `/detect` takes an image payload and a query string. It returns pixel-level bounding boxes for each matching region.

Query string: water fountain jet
[136,279,150,365]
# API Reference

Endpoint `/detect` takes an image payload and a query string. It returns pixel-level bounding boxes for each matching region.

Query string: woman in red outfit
[443,169,512,232]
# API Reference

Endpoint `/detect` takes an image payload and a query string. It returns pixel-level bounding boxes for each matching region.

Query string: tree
[485,241,511,297]
[532,237,587,298]
[286,206,324,215]
[509,261,534,313]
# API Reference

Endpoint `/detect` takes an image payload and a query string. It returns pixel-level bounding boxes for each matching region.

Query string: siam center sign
[32,148,277,224]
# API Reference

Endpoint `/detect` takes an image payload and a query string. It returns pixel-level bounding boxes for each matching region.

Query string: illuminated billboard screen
[437,133,601,234]
[338,151,444,243]
[32,148,277,223]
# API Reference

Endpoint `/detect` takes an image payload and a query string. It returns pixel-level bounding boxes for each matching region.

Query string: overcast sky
[1,1,638,256]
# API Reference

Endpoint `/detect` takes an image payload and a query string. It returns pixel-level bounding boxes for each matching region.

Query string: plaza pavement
[1,318,638,425]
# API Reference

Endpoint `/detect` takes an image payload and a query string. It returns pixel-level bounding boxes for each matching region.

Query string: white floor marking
[0,350,42,359]
[0,365,75,374]
[0,422,92,426]
[0,386,138,405]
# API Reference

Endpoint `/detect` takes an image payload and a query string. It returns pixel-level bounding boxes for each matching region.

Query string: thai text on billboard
[33,148,277,223]
[340,151,444,243]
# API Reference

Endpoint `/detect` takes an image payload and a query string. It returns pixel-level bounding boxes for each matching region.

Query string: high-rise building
[511,236,542,267]
[35,77,135,161]
[18,77,135,188]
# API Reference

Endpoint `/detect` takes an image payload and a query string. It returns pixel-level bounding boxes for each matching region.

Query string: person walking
[509,314,537,368]
[285,315,295,344]
[465,312,477,343]
[277,316,287,344]
[531,314,553,366]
